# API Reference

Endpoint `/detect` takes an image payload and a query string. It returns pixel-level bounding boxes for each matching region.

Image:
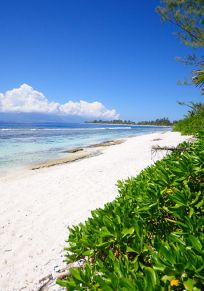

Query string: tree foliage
[157,0,204,48]
[86,118,172,126]
[157,0,204,92]
[137,118,172,126]
[193,63,204,88]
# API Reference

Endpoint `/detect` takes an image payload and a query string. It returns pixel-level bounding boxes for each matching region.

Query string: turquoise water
[0,122,171,175]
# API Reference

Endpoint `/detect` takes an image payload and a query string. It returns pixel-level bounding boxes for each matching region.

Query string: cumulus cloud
[0,84,119,119]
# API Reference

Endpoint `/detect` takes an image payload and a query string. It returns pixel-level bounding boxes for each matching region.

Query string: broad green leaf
[122,227,135,237]
[126,246,137,253]
[144,267,158,290]
[82,249,94,256]
[183,278,195,291]
[69,268,83,282]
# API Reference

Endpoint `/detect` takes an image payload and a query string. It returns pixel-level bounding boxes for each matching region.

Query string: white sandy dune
[0,132,189,290]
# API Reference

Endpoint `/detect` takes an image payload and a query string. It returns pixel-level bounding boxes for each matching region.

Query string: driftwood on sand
[152,145,189,152]
[37,268,68,291]
[37,260,85,291]
[151,145,190,159]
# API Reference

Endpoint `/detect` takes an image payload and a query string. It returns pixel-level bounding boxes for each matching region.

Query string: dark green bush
[58,131,204,290]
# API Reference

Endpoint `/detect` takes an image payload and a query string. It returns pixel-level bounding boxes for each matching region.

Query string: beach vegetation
[173,102,204,134]
[57,131,204,290]
[157,1,204,135]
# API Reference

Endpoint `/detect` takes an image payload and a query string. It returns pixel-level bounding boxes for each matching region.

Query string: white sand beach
[0,131,190,291]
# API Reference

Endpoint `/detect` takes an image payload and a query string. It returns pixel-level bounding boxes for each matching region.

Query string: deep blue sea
[0,122,171,175]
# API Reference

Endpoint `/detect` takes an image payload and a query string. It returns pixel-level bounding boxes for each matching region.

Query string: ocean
[0,122,171,175]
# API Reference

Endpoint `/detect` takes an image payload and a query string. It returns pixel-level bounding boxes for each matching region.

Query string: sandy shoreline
[31,139,125,170]
[0,131,190,290]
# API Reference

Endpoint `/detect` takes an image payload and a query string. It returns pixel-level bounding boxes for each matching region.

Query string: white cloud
[0,84,119,119]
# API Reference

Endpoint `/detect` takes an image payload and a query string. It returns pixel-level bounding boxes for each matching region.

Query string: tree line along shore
[85,117,173,126]
[85,103,204,133]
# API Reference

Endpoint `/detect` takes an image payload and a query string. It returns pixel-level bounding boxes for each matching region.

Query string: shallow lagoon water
[0,122,171,175]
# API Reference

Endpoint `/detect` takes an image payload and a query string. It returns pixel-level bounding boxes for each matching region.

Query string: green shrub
[173,103,204,135]
[58,131,204,290]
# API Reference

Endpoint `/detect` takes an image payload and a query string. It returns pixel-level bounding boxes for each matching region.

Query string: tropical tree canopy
[157,0,204,48]
[157,0,204,92]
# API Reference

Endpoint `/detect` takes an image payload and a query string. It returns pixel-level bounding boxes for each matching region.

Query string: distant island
[85,118,173,126]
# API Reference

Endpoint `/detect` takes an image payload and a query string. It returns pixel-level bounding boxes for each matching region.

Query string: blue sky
[0,0,202,121]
